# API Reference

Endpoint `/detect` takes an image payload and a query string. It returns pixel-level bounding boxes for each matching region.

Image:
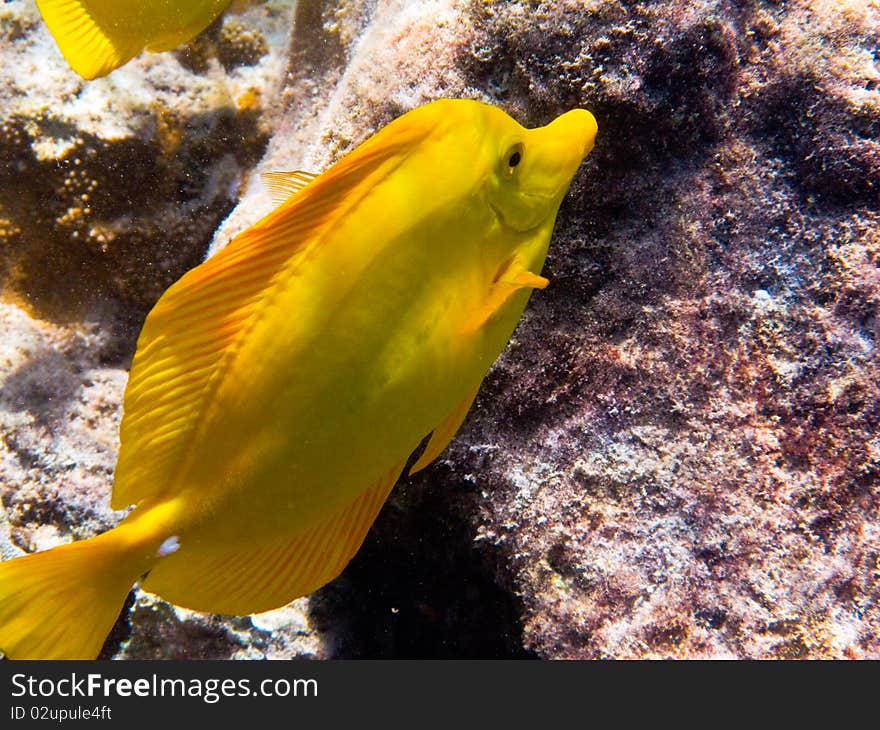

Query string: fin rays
[141,466,401,615]
[36,0,233,79]
[0,531,147,659]
[112,113,432,511]
[36,0,141,79]
[262,170,320,204]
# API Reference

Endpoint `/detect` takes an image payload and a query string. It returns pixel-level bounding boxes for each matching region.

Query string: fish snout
[486,105,599,232]
[545,108,598,162]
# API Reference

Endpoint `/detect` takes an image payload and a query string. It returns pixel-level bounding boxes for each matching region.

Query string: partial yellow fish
[35,0,234,79]
[0,99,597,659]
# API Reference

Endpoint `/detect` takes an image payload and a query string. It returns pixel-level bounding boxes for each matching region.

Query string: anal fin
[140,464,404,615]
[409,383,481,476]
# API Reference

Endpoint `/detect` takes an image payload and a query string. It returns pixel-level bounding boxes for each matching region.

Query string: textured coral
[2,0,879,659]
[177,13,272,74]
[0,0,290,319]
[217,18,271,71]
[440,0,880,658]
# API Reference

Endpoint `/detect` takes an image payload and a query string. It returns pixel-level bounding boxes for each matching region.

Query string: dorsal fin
[112,113,434,510]
[261,170,320,204]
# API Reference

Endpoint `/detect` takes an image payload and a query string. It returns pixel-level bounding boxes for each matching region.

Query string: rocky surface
[2,0,879,659]
[0,0,290,318]
[446,0,880,659]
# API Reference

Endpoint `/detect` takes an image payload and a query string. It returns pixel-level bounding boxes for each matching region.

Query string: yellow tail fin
[0,529,147,659]
[35,0,143,80]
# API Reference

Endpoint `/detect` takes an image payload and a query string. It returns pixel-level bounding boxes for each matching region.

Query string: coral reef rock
[3,0,879,659]
[0,0,290,317]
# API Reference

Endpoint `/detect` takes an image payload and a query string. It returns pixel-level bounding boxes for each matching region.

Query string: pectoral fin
[505,269,550,290]
[464,258,549,333]
[409,383,481,476]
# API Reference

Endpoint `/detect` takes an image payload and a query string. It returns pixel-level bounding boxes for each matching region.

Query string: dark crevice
[308,479,535,659]
[98,591,136,660]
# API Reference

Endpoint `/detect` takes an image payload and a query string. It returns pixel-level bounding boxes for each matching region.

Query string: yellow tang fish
[0,99,597,659]
[35,0,234,79]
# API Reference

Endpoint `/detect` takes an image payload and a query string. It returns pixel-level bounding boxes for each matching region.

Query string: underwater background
[1,0,878,658]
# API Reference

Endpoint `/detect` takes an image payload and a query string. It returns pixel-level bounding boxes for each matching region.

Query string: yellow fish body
[0,99,597,658]
[35,0,234,79]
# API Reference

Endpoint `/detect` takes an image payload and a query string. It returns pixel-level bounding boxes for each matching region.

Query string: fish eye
[505,143,524,175]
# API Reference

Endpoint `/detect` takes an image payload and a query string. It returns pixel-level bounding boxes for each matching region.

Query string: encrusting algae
[0,99,597,659]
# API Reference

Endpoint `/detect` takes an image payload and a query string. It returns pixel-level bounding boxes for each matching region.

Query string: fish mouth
[547,108,598,161]
[539,109,598,184]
